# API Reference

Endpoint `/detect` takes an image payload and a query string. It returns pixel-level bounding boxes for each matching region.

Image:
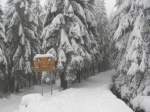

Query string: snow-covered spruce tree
[42,0,99,89]
[32,0,43,41]
[5,0,40,92]
[95,0,111,71]
[112,0,150,111]
[0,5,8,94]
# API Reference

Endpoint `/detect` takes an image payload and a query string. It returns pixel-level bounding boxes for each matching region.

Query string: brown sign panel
[33,57,57,72]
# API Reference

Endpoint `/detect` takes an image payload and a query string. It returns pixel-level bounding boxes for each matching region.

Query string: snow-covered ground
[0,70,133,112]
[0,85,60,112]
[11,70,133,112]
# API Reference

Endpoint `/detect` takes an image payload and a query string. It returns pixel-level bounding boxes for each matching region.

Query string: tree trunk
[60,71,67,90]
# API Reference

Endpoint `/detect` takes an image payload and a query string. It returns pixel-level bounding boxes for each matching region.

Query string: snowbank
[18,94,43,112]
[15,70,133,112]
[0,85,53,112]
[132,96,150,112]
[20,94,43,107]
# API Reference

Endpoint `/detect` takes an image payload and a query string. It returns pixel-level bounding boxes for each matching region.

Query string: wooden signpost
[32,54,57,95]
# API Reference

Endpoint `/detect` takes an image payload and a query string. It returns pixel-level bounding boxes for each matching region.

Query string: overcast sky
[0,0,116,17]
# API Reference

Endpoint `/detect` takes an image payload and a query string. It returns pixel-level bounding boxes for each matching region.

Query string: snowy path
[13,70,133,112]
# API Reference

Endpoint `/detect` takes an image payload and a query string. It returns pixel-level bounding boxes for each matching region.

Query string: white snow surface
[20,94,43,107]
[10,70,134,112]
[33,54,55,60]
[0,85,56,112]
[132,96,150,112]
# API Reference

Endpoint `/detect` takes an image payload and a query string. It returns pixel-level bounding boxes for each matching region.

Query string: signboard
[32,54,58,95]
[33,54,57,72]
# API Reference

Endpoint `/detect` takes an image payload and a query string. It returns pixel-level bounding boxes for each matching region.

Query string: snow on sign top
[33,54,55,60]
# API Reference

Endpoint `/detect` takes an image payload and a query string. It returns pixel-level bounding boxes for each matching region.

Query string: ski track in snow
[0,70,133,112]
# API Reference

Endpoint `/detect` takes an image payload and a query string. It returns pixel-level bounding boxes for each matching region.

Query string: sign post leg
[42,86,43,96]
[41,75,43,96]
[50,72,53,95]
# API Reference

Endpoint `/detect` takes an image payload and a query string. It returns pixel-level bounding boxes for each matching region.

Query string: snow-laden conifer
[42,0,99,88]
[112,0,150,111]
[5,0,40,91]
